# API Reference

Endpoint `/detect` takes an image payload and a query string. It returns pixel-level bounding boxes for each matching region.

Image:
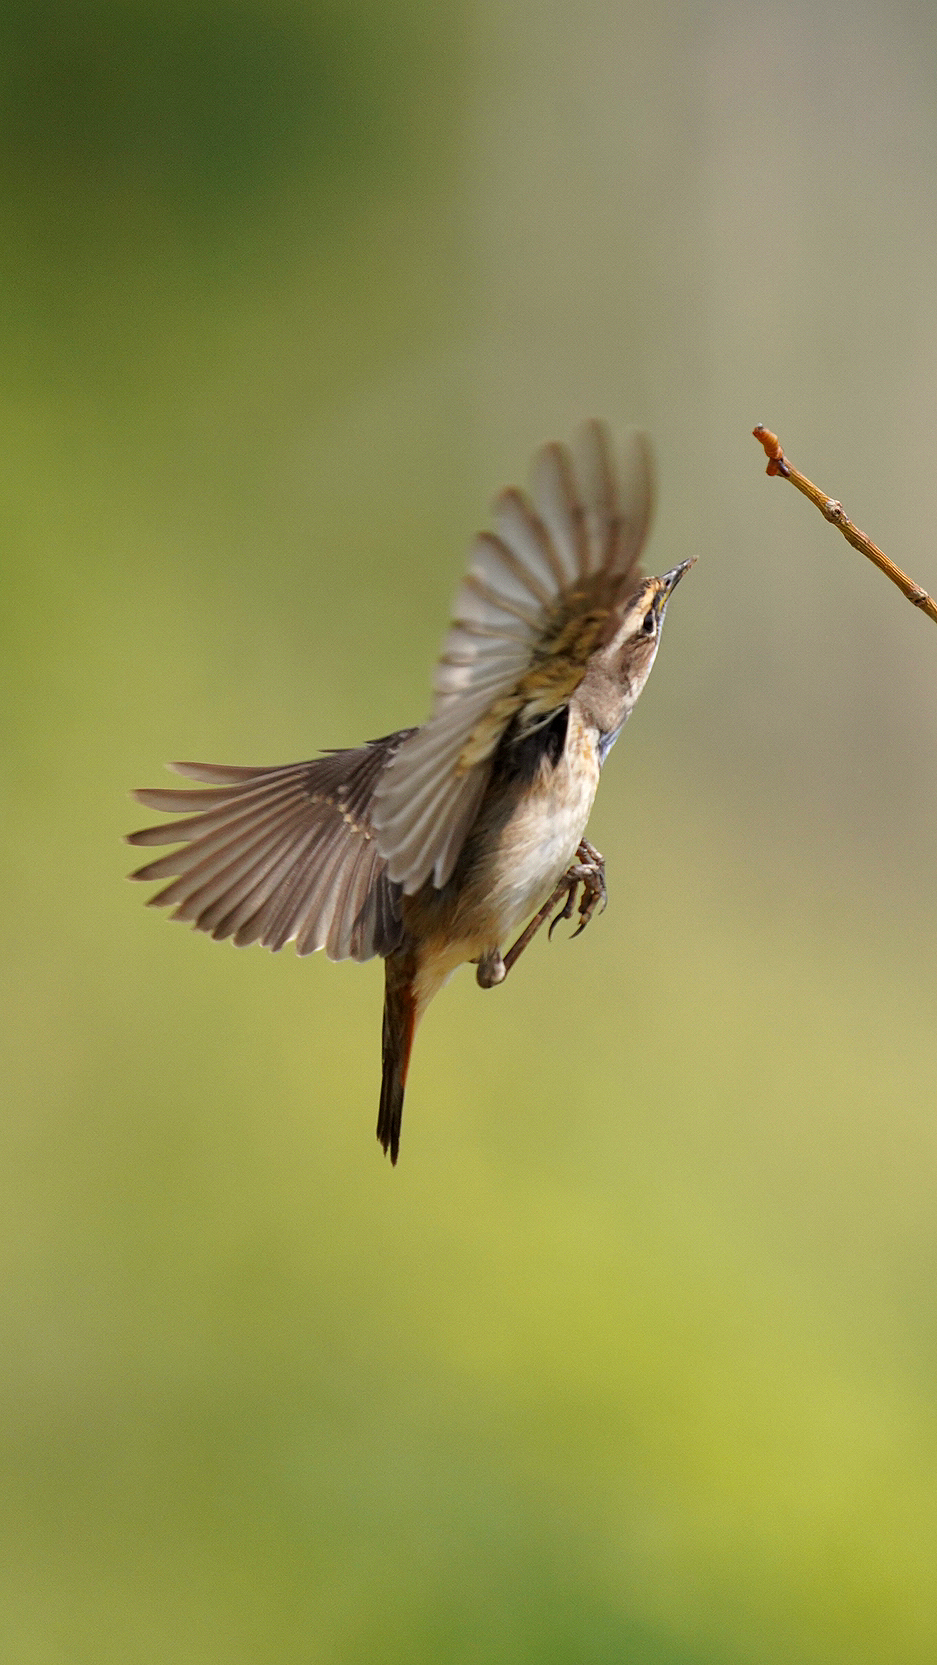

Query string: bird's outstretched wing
[371,421,654,893]
[126,732,413,960]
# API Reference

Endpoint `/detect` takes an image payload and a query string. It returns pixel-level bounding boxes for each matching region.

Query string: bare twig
[752,425,937,627]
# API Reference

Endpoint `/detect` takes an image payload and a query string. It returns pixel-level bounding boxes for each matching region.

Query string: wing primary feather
[127,788,307,858]
[372,725,469,811]
[531,442,587,583]
[494,487,567,591]
[573,419,616,573]
[169,760,284,783]
[431,768,489,888]
[286,834,354,955]
[613,429,655,577]
[256,854,324,951]
[471,526,554,608]
[370,870,404,958]
[129,783,309,854]
[458,570,541,628]
[325,838,373,961]
[132,784,259,815]
[205,817,336,941]
[435,629,528,671]
[446,617,531,646]
[350,848,390,961]
[433,659,527,697]
[234,821,336,948]
[347,847,383,960]
[129,792,308,881]
[295,839,353,956]
[132,764,311,816]
[466,529,555,609]
[161,804,313,922]
[388,772,476,892]
[256,817,355,950]
[199,821,331,940]
[224,809,362,943]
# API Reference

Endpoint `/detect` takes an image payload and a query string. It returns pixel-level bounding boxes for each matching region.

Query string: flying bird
[128,422,692,1162]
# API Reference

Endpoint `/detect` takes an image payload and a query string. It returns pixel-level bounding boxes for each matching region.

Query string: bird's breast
[400,709,603,974]
[481,712,601,937]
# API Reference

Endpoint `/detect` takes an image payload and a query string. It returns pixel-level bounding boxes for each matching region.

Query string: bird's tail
[378,953,418,1165]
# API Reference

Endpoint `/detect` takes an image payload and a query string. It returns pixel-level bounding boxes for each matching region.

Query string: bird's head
[578,557,695,742]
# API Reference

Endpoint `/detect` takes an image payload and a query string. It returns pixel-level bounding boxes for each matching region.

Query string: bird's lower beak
[659,557,696,597]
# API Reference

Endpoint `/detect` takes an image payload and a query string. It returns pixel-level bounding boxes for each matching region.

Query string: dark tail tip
[377,959,416,1166]
[377,1069,404,1165]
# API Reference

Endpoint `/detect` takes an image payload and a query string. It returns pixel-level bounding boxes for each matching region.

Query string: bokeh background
[4,2,937,1660]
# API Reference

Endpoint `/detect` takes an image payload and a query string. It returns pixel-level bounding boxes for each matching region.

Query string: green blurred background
[4,2,937,1660]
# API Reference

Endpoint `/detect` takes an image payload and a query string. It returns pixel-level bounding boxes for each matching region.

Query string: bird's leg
[496,879,572,979]
[476,890,563,985]
[477,841,608,988]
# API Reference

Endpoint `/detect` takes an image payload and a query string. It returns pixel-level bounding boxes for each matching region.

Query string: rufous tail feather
[378,953,418,1164]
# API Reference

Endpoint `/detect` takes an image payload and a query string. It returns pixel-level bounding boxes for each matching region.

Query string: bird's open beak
[658,557,696,598]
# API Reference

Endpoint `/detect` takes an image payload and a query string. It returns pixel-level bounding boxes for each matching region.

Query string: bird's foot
[476,948,506,988]
[547,841,607,941]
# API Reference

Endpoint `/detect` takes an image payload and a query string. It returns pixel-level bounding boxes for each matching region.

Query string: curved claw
[569,876,605,939]
[547,880,578,940]
[547,853,607,942]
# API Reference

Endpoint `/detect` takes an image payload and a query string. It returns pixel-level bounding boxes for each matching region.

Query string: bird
[127,421,692,1163]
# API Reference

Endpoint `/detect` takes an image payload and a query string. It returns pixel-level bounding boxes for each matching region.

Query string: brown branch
[752,425,937,627]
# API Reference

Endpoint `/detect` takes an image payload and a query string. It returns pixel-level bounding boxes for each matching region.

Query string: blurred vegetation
[4,1,937,1662]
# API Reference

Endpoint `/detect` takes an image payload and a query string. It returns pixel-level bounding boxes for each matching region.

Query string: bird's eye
[642,610,656,635]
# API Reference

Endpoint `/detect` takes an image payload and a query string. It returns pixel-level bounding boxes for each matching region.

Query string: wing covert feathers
[127,734,412,961]
[372,421,655,893]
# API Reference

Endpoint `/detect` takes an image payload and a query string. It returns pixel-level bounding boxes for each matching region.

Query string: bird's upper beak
[658,557,696,601]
